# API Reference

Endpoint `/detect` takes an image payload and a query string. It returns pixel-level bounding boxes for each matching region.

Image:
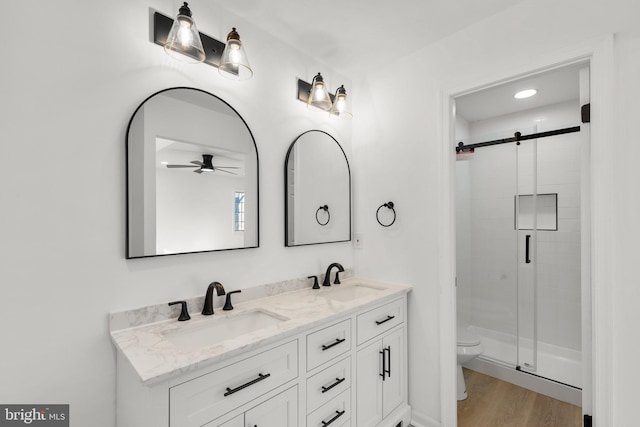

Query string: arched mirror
[285,130,351,246]
[126,87,259,258]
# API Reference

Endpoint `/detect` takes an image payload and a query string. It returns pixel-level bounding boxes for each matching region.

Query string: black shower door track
[455,125,581,153]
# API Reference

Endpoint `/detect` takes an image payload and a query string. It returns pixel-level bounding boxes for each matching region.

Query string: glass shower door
[461,140,519,368]
[516,135,538,372]
[531,131,582,387]
[515,129,582,388]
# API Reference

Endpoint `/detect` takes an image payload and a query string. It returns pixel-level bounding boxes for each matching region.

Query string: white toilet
[456,326,483,401]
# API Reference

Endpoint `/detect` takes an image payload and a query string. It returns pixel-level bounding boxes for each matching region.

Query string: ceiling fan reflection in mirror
[165,154,239,174]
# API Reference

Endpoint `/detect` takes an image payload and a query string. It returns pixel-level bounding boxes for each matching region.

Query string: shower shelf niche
[515,193,558,231]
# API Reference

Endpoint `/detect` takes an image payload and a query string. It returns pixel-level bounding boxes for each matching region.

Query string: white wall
[353,0,640,425]
[0,1,352,426]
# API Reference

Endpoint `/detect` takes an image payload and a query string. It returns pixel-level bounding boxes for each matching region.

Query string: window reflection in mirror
[126,87,259,258]
[285,130,351,246]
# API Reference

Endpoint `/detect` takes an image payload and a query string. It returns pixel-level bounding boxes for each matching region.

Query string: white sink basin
[322,283,384,302]
[164,309,288,352]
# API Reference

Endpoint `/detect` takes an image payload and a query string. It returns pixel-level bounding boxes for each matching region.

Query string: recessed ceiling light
[514,89,537,99]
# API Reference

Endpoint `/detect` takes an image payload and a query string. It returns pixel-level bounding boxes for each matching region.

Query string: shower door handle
[525,234,531,264]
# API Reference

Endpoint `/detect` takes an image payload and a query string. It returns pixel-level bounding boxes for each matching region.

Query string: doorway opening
[452,61,591,423]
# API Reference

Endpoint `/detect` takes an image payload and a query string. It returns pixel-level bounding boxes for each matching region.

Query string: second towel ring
[376,202,396,227]
[316,205,330,226]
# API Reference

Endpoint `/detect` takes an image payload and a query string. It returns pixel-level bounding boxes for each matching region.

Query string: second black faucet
[323,263,345,286]
[202,281,226,315]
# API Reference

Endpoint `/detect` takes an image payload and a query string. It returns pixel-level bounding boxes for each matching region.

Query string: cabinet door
[382,328,404,418]
[355,340,383,427]
[244,386,298,427]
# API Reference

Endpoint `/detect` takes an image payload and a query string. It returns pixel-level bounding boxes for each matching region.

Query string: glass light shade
[163,3,205,63]
[329,85,353,119]
[307,73,332,111]
[219,28,253,80]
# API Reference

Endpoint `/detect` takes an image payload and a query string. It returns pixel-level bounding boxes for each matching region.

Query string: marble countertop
[110,276,411,385]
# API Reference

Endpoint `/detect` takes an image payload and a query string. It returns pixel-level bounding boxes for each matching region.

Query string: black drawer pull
[321,338,346,351]
[321,377,346,393]
[375,315,395,325]
[223,373,271,396]
[322,410,346,426]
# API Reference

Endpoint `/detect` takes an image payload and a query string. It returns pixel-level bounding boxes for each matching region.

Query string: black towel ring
[316,205,330,226]
[376,202,396,227]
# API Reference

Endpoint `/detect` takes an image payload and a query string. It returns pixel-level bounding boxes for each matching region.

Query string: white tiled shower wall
[456,100,582,352]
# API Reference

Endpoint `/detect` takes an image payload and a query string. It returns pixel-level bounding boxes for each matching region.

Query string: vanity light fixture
[218,28,253,80]
[307,73,333,111]
[296,75,353,118]
[514,89,538,99]
[153,6,253,79]
[163,3,206,63]
[329,85,353,119]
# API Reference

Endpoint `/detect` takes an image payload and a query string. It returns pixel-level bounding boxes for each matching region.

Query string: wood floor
[457,368,582,427]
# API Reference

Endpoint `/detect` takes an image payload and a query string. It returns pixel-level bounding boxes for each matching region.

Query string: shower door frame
[438,36,615,427]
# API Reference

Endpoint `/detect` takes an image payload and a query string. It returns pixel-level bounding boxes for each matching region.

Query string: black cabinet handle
[384,346,391,378]
[223,373,270,396]
[321,377,346,393]
[379,349,386,381]
[322,410,346,427]
[526,234,531,264]
[375,315,395,325]
[321,338,346,351]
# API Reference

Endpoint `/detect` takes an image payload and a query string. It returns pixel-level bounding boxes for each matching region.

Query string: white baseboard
[410,410,440,427]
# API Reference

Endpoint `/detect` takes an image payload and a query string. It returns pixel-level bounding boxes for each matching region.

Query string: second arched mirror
[285,130,351,246]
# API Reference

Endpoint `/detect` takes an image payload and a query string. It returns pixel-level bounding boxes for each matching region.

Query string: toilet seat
[457,327,480,347]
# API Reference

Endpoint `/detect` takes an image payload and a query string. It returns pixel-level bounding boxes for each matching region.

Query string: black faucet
[202,281,226,315]
[322,263,345,286]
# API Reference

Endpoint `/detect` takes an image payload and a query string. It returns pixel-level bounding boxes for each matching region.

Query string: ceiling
[455,62,585,122]
[211,0,528,75]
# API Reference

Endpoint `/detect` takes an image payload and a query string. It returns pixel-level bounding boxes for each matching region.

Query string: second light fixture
[300,73,352,119]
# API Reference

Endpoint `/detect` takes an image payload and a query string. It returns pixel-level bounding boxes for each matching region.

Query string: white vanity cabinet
[114,283,410,427]
[356,328,404,427]
[205,386,298,427]
[170,340,298,426]
[355,299,407,427]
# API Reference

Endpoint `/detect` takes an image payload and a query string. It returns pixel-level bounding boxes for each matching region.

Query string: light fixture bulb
[219,28,253,80]
[514,89,538,99]
[164,3,205,63]
[329,85,353,119]
[307,73,332,111]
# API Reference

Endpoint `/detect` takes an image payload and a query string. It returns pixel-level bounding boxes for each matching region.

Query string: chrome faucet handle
[168,301,191,321]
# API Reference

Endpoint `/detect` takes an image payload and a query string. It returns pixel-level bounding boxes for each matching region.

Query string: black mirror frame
[125,86,260,258]
[284,130,351,247]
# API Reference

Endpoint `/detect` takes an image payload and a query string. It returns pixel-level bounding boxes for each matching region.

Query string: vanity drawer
[357,299,404,345]
[307,389,351,427]
[307,319,351,371]
[170,340,298,427]
[307,357,351,413]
